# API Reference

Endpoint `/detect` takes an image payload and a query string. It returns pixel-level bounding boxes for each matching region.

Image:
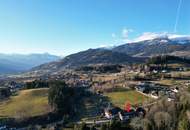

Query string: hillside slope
[0,88,51,119]
[31,49,144,75]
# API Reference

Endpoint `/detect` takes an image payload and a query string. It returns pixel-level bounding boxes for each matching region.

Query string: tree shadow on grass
[0,112,63,128]
[73,91,111,122]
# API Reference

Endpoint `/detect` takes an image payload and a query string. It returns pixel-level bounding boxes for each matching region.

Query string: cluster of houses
[185,81,190,87]
[44,73,92,88]
[102,81,180,122]
[127,64,186,74]
[0,125,6,130]
[0,123,19,130]
[136,82,178,101]
[6,81,24,92]
[144,66,185,73]
[104,106,146,122]
[68,79,91,88]
[0,81,24,100]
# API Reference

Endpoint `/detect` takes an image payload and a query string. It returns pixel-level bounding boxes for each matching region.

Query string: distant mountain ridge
[31,49,144,75]
[18,35,190,76]
[0,53,60,74]
[28,36,190,76]
[113,36,190,57]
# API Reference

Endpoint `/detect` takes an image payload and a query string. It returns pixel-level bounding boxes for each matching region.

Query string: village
[0,61,190,129]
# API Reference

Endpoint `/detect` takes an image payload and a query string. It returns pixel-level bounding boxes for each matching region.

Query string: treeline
[0,87,11,99]
[76,64,123,73]
[25,80,49,89]
[147,55,190,65]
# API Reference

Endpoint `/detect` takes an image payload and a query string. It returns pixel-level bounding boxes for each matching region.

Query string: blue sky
[0,0,189,56]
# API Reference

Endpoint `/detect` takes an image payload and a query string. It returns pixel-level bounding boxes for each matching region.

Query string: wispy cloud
[122,28,133,39]
[99,44,114,49]
[111,33,116,38]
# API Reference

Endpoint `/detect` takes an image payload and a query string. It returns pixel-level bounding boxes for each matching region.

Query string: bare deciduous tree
[154,112,172,130]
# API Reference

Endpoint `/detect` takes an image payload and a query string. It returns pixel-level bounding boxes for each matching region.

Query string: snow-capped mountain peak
[168,35,190,44]
[131,33,190,44]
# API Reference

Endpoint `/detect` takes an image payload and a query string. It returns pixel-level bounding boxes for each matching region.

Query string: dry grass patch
[0,88,52,119]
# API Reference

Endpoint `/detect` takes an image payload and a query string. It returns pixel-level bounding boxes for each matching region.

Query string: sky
[0,0,189,56]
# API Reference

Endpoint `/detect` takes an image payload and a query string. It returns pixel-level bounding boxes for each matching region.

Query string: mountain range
[26,35,190,76]
[113,36,190,57]
[31,49,144,75]
[3,35,190,75]
[0,53,60,74]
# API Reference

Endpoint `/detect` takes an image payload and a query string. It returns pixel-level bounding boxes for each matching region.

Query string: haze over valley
[0,53,60,74]
[0,0,190,129]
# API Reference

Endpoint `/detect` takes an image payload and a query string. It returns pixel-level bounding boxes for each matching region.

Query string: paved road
[78,119,111,125]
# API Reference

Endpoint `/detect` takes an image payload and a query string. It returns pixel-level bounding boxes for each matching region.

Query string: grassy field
[0,88,52,119]
[105,90,149,108]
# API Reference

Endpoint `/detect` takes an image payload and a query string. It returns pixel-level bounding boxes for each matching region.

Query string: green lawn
[105,90,149,108]
[0,88,52,119]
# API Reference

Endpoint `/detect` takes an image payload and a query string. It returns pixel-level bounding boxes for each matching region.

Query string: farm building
[104,107,122,119]
[136,82,153,94]
[119,107,146,121]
